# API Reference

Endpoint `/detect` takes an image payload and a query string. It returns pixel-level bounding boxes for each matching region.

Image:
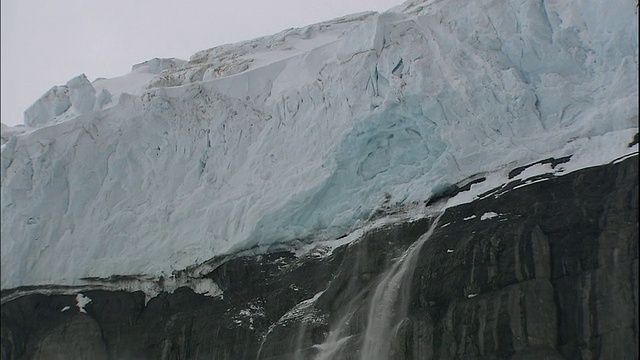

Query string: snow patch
[234,302,266,330]
[278,290,325,324]
[480,212,499,221]
[445,129,639,210]
[75,293,91,313]
[79,274,223,304]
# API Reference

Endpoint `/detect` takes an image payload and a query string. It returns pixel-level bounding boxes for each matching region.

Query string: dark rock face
[1,156,637,360]
[406,156,639,360]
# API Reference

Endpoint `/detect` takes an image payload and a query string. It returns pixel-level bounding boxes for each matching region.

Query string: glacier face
[1,0,638,289]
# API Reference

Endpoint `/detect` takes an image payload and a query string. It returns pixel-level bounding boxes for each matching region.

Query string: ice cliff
[1,0,638,289]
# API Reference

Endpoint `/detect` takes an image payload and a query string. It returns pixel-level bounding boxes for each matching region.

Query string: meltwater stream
[314,213,443,360]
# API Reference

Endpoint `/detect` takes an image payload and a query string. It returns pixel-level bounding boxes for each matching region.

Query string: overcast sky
[1,0,403,126]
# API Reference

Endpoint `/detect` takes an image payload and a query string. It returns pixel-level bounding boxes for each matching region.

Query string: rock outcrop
[2,154,636,360]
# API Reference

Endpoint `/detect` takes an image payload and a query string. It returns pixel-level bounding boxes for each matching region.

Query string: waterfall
[312,289,367,360]
[359,212,443,359]
[314,213,443,360]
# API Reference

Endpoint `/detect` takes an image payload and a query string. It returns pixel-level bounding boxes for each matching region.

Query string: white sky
[1,0,403,126]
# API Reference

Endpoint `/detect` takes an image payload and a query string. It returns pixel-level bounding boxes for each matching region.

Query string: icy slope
[1,0,638,289]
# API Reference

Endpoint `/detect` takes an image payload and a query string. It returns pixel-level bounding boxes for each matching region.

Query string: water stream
[314,212,443,360]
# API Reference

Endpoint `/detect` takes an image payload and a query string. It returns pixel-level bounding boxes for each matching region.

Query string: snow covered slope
[1,0,638,290]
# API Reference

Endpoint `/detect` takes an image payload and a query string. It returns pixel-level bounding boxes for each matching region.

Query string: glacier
[1,0,638,291]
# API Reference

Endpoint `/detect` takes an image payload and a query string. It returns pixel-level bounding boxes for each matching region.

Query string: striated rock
[1,155,637,359]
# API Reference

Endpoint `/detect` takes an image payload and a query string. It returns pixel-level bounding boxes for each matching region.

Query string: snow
[1,0,638,290]
[192,278,222,297]
[235,302,266,330]
[22,85,71,127]
[277,290,325,324]
[258,290,325,348]
[92,59,179,105]
[1,123,32,146]
[445,128,639,209]
[480,212,499,221]
[18,60,179,130]
[75,293,91,313]
[79,273,223,304]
